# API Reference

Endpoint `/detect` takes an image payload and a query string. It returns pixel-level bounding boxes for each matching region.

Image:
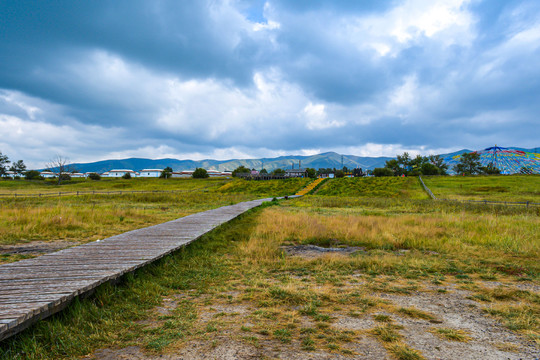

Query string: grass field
[0,177,230,194]
[0,178,309,263]
[315,177,427,199]
[0,176,538,359]
[422,175,540,202]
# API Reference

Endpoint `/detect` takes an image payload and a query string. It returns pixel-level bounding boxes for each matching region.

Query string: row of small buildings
[37,169,233,178]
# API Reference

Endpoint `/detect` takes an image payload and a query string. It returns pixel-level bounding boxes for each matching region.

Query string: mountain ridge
[63,147,539,174]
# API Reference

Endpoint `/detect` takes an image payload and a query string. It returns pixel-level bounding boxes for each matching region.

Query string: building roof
[285,168,307,173]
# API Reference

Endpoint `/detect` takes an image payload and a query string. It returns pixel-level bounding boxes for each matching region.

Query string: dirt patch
[377,285,540,360]
[89,280,539,360]
[281,245,365,259]
[0,241,79,255]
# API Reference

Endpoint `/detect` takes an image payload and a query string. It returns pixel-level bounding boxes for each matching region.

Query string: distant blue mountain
[61,147,540,174]
[66,152,393,173]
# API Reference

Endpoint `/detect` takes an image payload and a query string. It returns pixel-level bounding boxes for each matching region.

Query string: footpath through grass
[0,178,309,262]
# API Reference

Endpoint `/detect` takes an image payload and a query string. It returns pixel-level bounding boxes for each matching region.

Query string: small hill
[67,152,393,173]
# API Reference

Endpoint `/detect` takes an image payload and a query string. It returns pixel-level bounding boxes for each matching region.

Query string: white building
[70,173,85,178]
[139,169,163,178]
[171,170,193,178]
[102,169,139,178]
[40,171,56,178]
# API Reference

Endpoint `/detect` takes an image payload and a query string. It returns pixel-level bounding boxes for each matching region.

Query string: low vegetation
[0,176,538,359]
[422,175,540,202]
[315,176,427,199]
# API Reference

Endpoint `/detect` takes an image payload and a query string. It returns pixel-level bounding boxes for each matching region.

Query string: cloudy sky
[1,0,539,168]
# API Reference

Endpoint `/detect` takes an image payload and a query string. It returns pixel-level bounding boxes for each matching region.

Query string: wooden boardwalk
[0,197,282,342]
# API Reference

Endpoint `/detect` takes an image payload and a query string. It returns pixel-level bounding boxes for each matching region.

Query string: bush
[122,173,131,179]
[373,167,394,177]
[421,163,440,175]
[232,166,251,177]
[24,170,43,180]
[59,173,71,181]
[88,173,101,180]
[306,168,317,179]
[160,167,173,178]
[192,168,208,178]
[334,170,345,178]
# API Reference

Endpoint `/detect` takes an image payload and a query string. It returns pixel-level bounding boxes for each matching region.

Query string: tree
[352,168,364,177]
[334,170,345,178]
[420,162,440,175]
[260,168,268,174]
[160,167,173,178]
[373,167,394,177]
[46,155,72,185]
[88,172,101,180]
[10,160,27,177]
[192,168,209,178]
[24,170,43,180]
[232,166,250,177]
[306,168,317,179]
[384,159,402,176]
[453,152,482,175]
[428,155,448,175]
[272,168,286,176]
[0,151,10,177]
[519,166,533,175]
[122,172,131,179]
[396,152,412,172]
[481,163,501,175]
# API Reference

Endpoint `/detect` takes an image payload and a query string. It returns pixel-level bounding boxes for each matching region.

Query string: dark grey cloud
[0,0,539,167]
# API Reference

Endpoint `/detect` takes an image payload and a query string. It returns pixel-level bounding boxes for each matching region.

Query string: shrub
[122,172,131,179]
[373,167,394,177]
[192,168,209,178]
[88,173,101,180]
[24,170,43,180]
[232,166,251,177]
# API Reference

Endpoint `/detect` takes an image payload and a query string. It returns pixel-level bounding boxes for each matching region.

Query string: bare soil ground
[89,250,539,359]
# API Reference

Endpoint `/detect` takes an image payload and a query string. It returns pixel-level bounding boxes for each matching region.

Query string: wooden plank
[0,197,275,342]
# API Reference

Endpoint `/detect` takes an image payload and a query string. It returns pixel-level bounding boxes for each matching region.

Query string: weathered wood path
[0,197,283,341]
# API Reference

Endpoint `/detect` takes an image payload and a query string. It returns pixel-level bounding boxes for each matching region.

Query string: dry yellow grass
[244,208,539,258]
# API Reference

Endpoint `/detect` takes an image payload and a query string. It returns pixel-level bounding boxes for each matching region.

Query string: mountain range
[66,147,539,174]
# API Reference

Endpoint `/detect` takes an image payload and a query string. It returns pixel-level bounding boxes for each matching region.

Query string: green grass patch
[315,177,427,199]
[422,175,540,202]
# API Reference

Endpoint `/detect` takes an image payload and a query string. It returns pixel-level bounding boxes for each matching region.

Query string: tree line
[372,152,502,177]
[0,151,29,178]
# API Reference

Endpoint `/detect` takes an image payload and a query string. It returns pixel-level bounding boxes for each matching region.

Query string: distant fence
[418,176,436,200]
[0,187,215,198]
[418,176,540,207]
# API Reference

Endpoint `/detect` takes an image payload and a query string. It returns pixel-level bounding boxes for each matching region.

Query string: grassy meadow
[315,176,427,199]
[422,175,540,202]
[0,178,310,262]
[0,175,539,359]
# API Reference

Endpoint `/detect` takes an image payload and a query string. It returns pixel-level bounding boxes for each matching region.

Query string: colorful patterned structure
[444,146,540,175]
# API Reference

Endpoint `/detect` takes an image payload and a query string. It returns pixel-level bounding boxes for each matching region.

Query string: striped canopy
[444,146,540,174]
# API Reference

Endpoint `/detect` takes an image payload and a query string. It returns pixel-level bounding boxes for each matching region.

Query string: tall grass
[0,177,230,195]
[242,204,539,277]
[0,178,308,249]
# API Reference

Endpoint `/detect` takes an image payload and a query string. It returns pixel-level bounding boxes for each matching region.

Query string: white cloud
[302,102,344,130]
[338,0,475,57]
